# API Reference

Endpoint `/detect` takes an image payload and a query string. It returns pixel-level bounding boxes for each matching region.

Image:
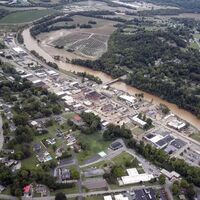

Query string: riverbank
[21,27,200,130]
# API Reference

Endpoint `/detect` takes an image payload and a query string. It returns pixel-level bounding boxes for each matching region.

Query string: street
[0,114,4,150]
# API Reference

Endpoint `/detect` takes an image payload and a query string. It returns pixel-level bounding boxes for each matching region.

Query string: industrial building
[131,115,147,128]
[119,168,154,186]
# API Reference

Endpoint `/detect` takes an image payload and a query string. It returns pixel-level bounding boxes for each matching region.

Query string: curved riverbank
[22,28,200,130]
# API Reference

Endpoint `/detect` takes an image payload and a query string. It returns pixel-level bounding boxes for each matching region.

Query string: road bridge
[104,74,127,86]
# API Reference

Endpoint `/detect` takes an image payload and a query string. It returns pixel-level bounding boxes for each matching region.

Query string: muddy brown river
[22,28,200,130]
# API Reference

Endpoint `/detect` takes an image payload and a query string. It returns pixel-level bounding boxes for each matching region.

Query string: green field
[74,132,110,164]
[50,186,79,196]
[190,132,200,142]
[112,152,138,166]
[0,9,56,24]
[189,41,199,49]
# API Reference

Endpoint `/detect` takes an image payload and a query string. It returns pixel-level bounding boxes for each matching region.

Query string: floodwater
[22,28,200,130]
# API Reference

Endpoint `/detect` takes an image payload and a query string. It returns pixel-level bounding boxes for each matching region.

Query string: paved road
[0,114,4,150]
[0,194,18,200]
[25,185,161,200]
[165,179,173,200]
[80,139,160,177]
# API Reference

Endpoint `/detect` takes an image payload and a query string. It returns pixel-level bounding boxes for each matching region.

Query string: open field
[74,131,110,164]
[50,187,79,196]
[0,9,56,24]
[38,15,117,60]
[0,5,47,10]
[29,0,60,5]
[52,31,109,58]
[112,152,138,166]
[190,132,200,142]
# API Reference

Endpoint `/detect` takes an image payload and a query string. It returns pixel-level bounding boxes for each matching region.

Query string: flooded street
[22,28,200,130]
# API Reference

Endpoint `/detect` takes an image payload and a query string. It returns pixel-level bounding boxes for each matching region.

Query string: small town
[0,0,200,199]
[0,30,199,200]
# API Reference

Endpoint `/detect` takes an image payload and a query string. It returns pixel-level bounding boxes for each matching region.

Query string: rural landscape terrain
[0,0,200,200]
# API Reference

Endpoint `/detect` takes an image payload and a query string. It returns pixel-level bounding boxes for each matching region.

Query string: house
[33,144,41,152]
[110,141,123,151]
[0,185,5,193]
[23,184,32,197]
[161,169,180,180]
[71,115,85,127]
[34,184,49,197]
[30,120,38,127]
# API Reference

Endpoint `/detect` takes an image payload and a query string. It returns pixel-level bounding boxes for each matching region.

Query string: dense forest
[72,28,200,117]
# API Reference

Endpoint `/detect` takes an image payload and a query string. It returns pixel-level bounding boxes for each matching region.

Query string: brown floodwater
[22,28,200,130]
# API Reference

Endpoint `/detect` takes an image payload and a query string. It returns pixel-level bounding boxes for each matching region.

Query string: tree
[185,184,195,200]
[158,174,166,185]
[70,167,80,180]
[112,166,125,177]
[180,179,189,188]
[160,104,170,115]
[172,181,180,196]
[55,192,67,200]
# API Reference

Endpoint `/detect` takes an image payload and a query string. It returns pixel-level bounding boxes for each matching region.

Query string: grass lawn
[74,132,110,164]
[62,112,76,120]
[112,151,138,167]
[81,160,111,169]
[190,132,200,142]
[50,186,79,195]
[189,41,199,49]
[85,196,104,200]
[1,186,11,195]
[194,33,200,39]
[0,9,56,24]
[21,155,39,169]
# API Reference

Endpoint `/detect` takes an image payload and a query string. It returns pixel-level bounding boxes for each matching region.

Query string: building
[119,168,154,186]
[103,188,157,200]
[13,47,27,56]
[70,115,85,127]
[131,115,147,128]
[110,141,123,150]
[167,119,186,130]
[144,133,175,149]
[23,184,32,197]
[32,79,46,87]
[161,169,180,180]
[46,70,59,77]
[115,194,129,200]
[119,94,135,105]
[104,195,112,200]
[33,143,41,152]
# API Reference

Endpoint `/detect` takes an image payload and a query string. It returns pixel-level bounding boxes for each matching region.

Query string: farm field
[52,31,109,58]
[37,15,117,60]
[0,9,56,24]
[30,0,60,5]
